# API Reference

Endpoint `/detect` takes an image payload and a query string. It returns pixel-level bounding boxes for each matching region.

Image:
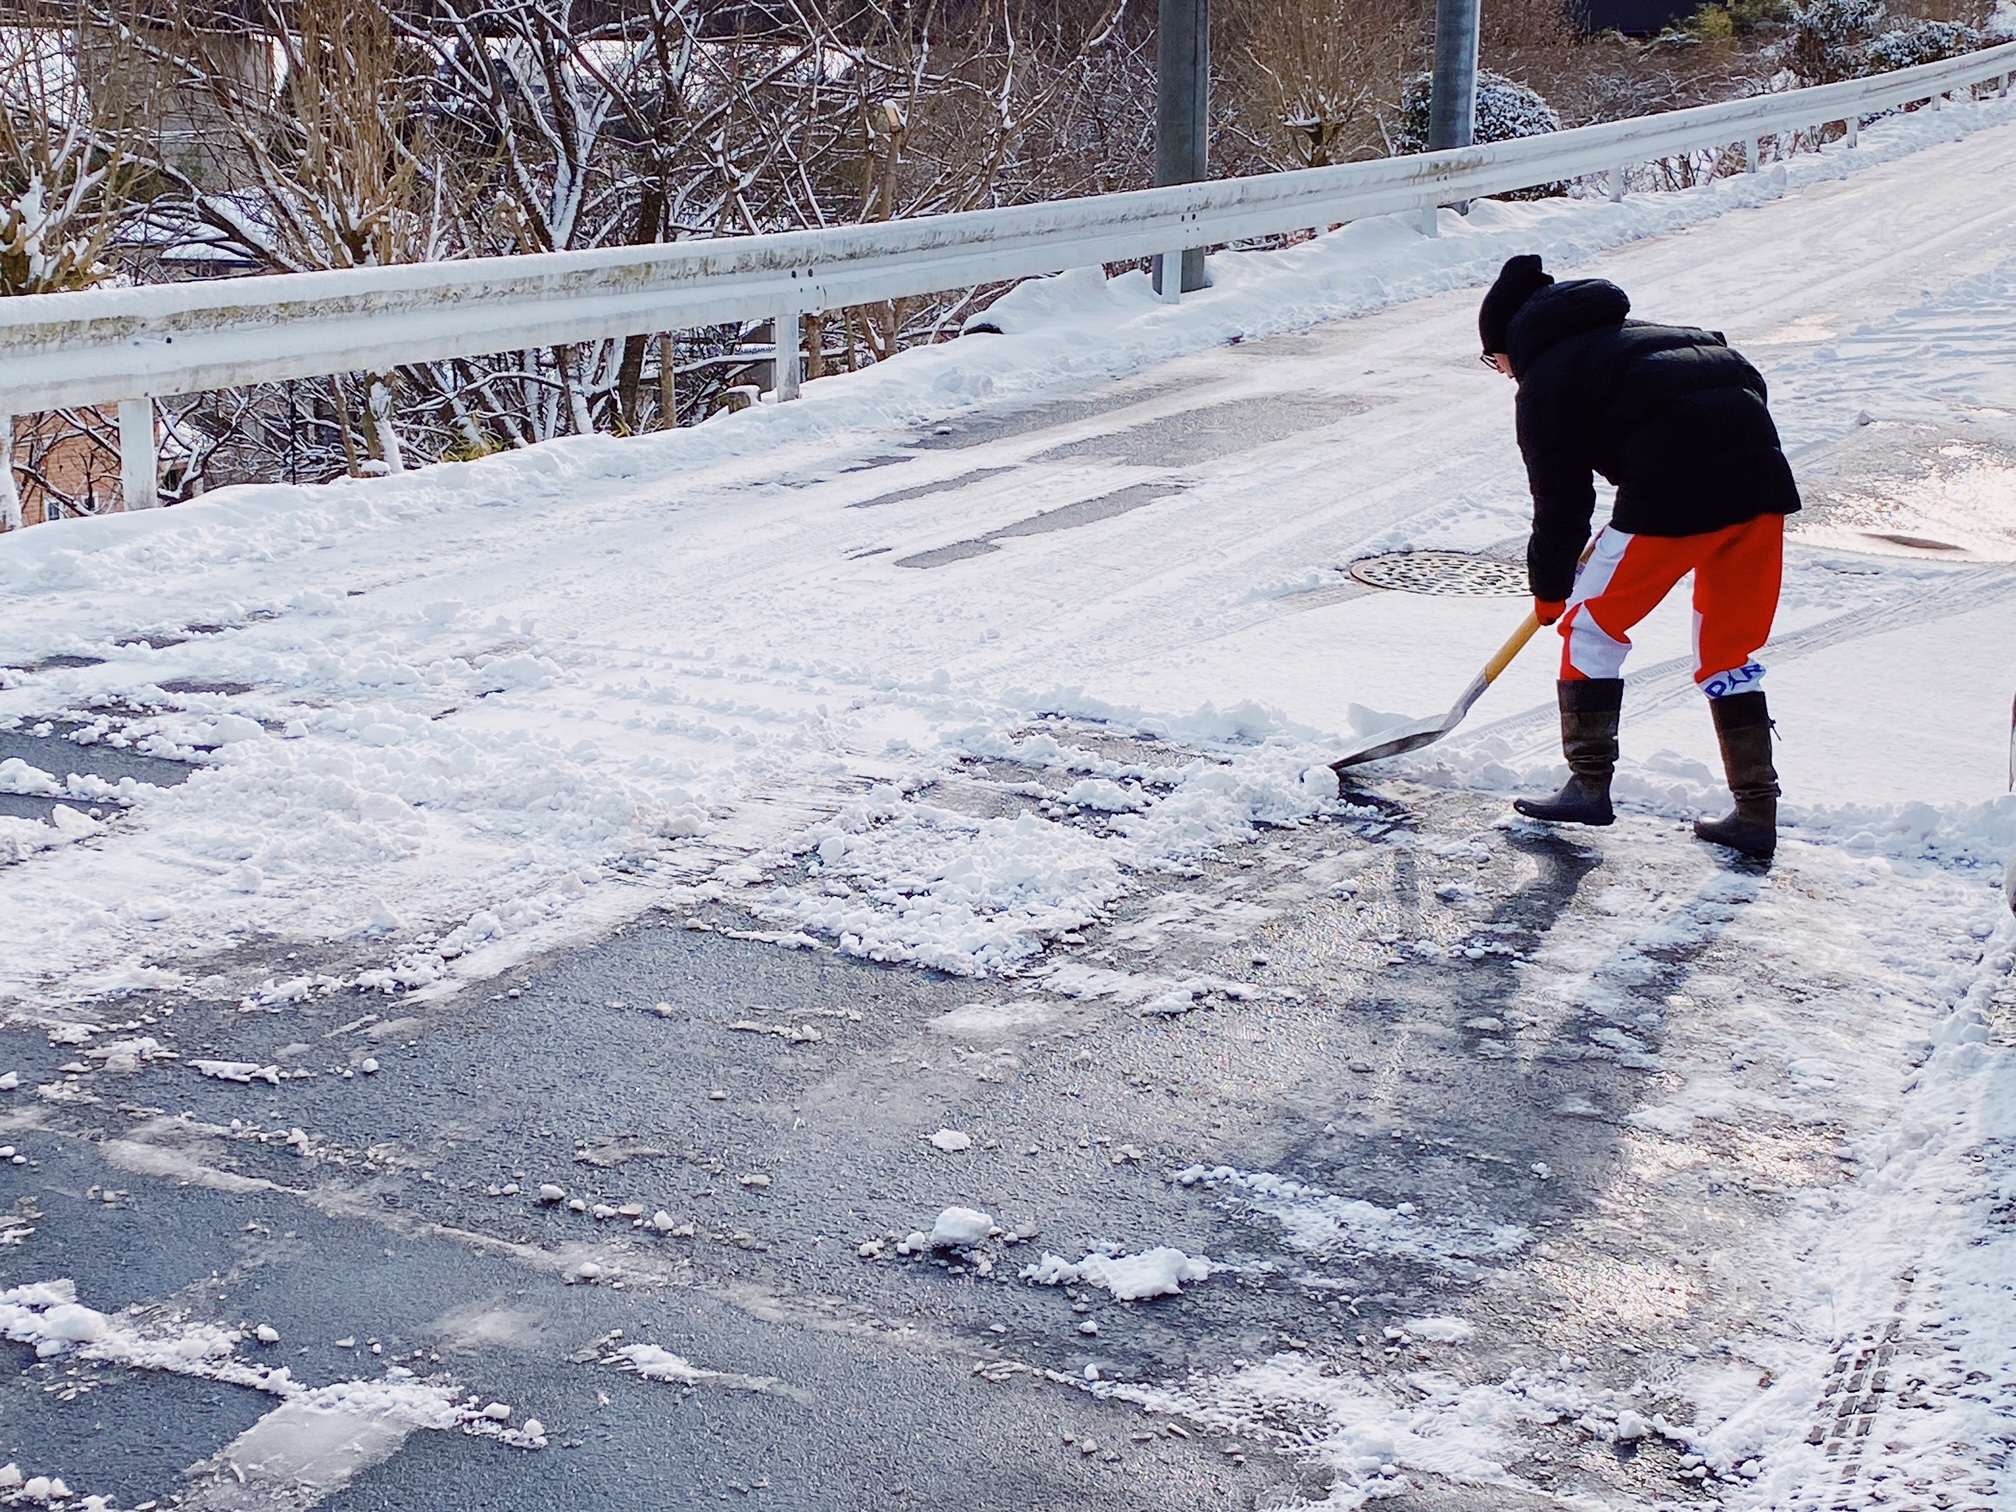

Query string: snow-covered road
[2,92,2015,1511]
[2,95,2016,999]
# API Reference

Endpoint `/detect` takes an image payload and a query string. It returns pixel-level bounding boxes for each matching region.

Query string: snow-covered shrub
[1392,70,1566,152]
[1862,17,1988,69]
[1788,0,1990,84]
[1390,71,1567,197]
[1787,0,1887,82]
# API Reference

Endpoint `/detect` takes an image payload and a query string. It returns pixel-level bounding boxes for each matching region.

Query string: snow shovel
[1329,611,1545,774]
[1329,541,1596,775]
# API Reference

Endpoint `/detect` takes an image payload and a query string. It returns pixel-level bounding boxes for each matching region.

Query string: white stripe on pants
[1561,527,1633,680]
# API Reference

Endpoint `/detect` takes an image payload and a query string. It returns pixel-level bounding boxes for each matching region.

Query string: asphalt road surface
[4,720,1967,1509]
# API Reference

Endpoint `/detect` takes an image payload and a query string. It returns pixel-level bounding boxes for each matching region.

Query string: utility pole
[1427,0,1481,152]
[1155,0,1209,296]
[1423,0,1481,232]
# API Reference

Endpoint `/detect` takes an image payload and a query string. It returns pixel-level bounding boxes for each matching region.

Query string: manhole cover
[1347,550,1527,597]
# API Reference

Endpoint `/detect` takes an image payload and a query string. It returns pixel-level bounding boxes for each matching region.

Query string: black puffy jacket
[1508,279,1801,603]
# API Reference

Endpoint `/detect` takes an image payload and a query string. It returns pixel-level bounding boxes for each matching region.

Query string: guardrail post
[774,311,801,401]
[0,413,19,531]
[658,334,678,428]
[1154,0,1210,296]
[1744,137,1758,171]
[1846,115,1859,147]
[118,398,158,511]
[1608,165,1625,202]
[1155,254,1184,303]
[2000,72,2009,98]
[1418,206,1439,237]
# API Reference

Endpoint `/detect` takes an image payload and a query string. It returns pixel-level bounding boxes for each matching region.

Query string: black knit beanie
[1478,254,1554,356]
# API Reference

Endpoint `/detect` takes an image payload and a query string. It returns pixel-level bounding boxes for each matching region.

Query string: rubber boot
[1513,678,1622,826]
[1694,691,1778,859]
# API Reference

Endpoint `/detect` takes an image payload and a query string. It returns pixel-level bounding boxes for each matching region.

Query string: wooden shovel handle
[1480,611,1542,686]
[1476,536,1597,689]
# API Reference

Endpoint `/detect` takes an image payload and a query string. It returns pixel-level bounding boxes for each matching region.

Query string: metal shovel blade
[1330,605,1547,776]
[1330,673,1489,773]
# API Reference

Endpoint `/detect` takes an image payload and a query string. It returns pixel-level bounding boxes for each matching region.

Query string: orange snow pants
[1558,514,1783,697]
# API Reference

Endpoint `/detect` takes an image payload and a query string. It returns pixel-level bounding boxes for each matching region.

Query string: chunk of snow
[1404,1316,1473,1343]
[192,1059,280,1085]
[614,1344,709,1383]
[926,1129,973,1152]
[927,1207,995,1247]
[1020,1247,1215,1300]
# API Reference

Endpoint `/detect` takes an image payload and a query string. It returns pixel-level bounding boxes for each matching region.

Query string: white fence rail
[2,40,2013,512]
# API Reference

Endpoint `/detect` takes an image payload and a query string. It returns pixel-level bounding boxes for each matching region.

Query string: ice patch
[1177,1166,1530,1272]
[2,1277,546,1509]
[927,1000,1057,1036]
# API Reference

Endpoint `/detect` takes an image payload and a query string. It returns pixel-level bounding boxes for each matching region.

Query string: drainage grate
[1346,549,1527,597]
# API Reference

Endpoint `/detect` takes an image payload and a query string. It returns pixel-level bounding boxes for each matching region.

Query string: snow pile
[1096,1351,1729,1504]
[754,735,1337,975]
[0,758,61,797]
[182,1376,545,1505]
[191,1057,281,1084]
[1020,1246,1216,1300]
[769,803,1129,975]
[929,1207,995,1246]
[0,802,100,867]
[1100,1357,1562,1504]
[0,1281,109,1357]
[1178,1166,1531,1272]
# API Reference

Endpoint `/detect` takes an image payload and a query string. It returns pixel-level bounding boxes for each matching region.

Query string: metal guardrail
[2,40,2012,512]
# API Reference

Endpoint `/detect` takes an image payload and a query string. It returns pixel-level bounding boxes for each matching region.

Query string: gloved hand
[1535,599,1568,626]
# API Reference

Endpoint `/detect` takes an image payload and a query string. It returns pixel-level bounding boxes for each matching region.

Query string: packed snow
[3,92,2014,1009]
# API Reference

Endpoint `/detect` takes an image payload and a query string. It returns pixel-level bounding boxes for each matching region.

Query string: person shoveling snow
[1480,254,1802,859]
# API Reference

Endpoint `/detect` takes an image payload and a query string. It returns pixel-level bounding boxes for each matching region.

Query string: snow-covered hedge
[1788,0,2004,85]
[1390,72,1567,199]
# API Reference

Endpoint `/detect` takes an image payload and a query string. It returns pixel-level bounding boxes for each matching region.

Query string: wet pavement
[3,742,1962,1511]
